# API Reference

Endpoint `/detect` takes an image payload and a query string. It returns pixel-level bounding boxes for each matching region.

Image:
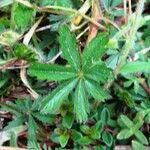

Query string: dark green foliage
[28,26,111,123]
[0,0,150,149]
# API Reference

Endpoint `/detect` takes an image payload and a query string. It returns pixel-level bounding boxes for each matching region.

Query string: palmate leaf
[40,78,78,114]
[74,79,89,123]
[28,63,77,81]
[59,26,81,71]
[85,79,111,101]
[82,33,108,71]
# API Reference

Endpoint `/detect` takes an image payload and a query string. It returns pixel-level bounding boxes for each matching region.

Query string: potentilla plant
[28,26,112,123]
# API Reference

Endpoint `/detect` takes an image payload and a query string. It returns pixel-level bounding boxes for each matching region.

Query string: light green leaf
[59,132,70,148]
[40,78,78,114]
[132,140,147,150]
[59,26,81,71]
[28,63,77,81]
[71,129,82,142]
[63,113,74,129]
[82,34,108,71]
[85,79,111,101]
[120,61,150,74]
[119,115,133,128]
[74,79,89,123]
[78,136,92,145]
[91,121,103,139]
[135,130,148,145]
[117,129,133,139]
[14,3,34,31]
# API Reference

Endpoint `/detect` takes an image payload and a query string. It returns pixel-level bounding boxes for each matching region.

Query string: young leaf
[59,132,70,148]
[101,107,110,124]
[119,115,133,128]
[71,129,82,142]
[132,140,147,150]
[74,79,89,123]
[102,131,113,147]
[117,129,133,139]
[59,25,81,71]
[13,3,34,31]
[40,78,78,114]
[82,33,108,71]
[85,79,111,101]
[63,113,74,129]
[120,61,150,74]
[28,63,77,81]
[134,130,148,145]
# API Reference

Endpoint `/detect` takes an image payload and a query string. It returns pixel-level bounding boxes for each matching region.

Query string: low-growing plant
[28,25,112,123]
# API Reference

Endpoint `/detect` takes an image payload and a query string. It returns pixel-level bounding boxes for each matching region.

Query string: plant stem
[105,0,146,89]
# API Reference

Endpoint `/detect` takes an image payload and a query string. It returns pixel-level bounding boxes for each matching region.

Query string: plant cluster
[0,0,150,149]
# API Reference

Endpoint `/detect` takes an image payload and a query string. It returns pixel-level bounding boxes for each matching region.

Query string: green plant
[0,96,55,144]
[28,25,112,123]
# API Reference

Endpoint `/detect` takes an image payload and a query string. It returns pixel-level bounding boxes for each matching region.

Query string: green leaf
[91,121,103,139]
[78,136,92,145]
[14,44,37,62]
[59,25,81,71]
[10,131,17,147]
[4,116,24,130]
[120,61,150,74]
[101,108,110,124]
[63,113,74,129]
[117,129,133,139]
[14,3,34,31]
[28,63,77,81]
[85,79,111,101]
[102,131,113,147]
[28,115,38,143]
[132,140,147,150]
[119,115,133,128]
[33,113,55,124]
[80,125,90,134]
[59,132,69,148]
[82,33,108,71]
[71,129,82,142]
[40,78,78,114]
[135,130,148,145]
[74,79,89,123]
[85,61,112,83]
